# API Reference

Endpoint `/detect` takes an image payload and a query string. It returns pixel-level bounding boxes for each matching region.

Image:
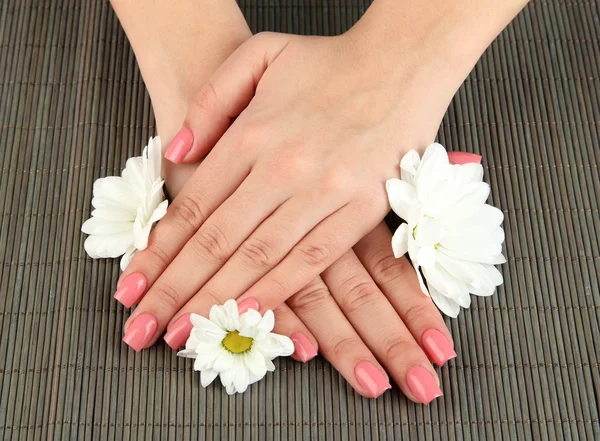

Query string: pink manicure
[406,366,443,404]
[165,126,194,163]
[114,273,147,308]
[164,314,193,350]
[237,298,260,314]
[290,332,318,363]
[447,151,482,165]
[354,361,391,398]
[123,313,158,352]
[422,329,457,366]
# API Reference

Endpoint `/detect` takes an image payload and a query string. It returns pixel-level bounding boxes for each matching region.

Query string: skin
[110,0,527,400]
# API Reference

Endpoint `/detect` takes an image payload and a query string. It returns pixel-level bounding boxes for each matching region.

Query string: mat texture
[1,0,599,440]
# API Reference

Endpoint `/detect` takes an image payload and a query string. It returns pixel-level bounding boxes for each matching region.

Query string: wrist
[346,0,528,93]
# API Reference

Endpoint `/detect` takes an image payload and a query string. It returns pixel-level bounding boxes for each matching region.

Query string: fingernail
[237,298,260,314]
[290,332,318,363]
[165,126,193,163]
[123,313,158,352]
[422,329,457,366]
[164,314,193,350]
[354,361,391,398]
[114,272,147,308]
[447,151,482,165]
[406,366,443,404]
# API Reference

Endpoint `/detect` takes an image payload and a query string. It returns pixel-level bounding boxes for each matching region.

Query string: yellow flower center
[222,331,253,354]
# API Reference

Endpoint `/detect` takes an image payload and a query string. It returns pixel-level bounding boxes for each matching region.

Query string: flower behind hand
[387,143,506,317]
[81,136,169,270]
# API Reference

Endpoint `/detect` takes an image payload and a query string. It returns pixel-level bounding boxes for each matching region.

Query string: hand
[119,29,464,339]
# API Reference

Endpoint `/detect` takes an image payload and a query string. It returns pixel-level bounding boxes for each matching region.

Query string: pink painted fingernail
[422,329,457,366]
[165,126,193,163]
[354,361,391,398]
[406,366,443,404]
[447,151,482,165]
[237,298,260,314]
[164,314,193,350]
[290,332,318,363]
[123,313,158,352]
[114,273,147,308]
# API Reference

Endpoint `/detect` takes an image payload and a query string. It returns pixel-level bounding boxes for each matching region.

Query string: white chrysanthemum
[81,136,168,270]
[386,143,506,317]
[178,300,294,395]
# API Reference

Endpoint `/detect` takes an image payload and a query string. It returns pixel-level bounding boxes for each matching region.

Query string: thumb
[164,32,292,164]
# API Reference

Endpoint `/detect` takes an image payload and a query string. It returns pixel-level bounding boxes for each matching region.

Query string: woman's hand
[119,29,462,336]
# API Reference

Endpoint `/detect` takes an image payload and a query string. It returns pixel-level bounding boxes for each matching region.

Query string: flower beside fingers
[179,299,294,395]
[387,143,506,318]
[81,136,168,270]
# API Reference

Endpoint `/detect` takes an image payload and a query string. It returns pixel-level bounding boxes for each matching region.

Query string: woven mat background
[1,0,599,440]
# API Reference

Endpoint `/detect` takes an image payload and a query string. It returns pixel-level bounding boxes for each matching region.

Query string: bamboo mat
[1,0,599,440]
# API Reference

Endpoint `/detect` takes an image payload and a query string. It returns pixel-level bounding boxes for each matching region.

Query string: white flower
[178,300,294,395]
[81,136,168,270]
[386,143,506,317]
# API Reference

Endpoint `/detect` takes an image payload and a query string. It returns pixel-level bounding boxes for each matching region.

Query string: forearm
[349,0,529,93]
[110,0,251,141]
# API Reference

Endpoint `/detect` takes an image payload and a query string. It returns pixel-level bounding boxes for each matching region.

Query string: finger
[173,191,344,318]
[121,171,288,344]
[164,32,293,164]
[354,222,457,366]
[115,126,250,308]
[161,302,318,364]
[286,277,391,398]
[238,200,386,312]
[321,250,442,404]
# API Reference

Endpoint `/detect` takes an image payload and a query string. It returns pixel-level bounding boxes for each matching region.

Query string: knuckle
[295,242,332,268]
[381,335,412,361]
[319,166,352,195]
[170,195,208,230]
[330,336,361,360]
[370,253,413,288]
[238,237,276,270]
[339,277,381,314]
[190,224,231,264]
[151,283,182,310]
[402,301,433,325]
[190,79,221,116]
[287,281,331,315]
[140,240,170,269]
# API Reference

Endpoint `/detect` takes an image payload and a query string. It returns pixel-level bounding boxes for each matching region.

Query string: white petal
[255,334,294,358]
[391,223,409,258]
[212,350,234,373]
[209,303,230,330]
[386,178,417,221]
[146,136,162,182]
[83,231,134,258]
[429,285,461,318]
[122,157,145,195]
[93,176,141,208]
[177,348,198,359]
[148,199,168,224]
[416,246,436,267]
[400,150,421,185]
[244,350,268,378]
[120,246,136,271]
[132,217,151,251]
[200,369,219,387]
[81,217,133,236]
[233,358,250,393]
[190,313,226,334]
[90,207,136,222]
